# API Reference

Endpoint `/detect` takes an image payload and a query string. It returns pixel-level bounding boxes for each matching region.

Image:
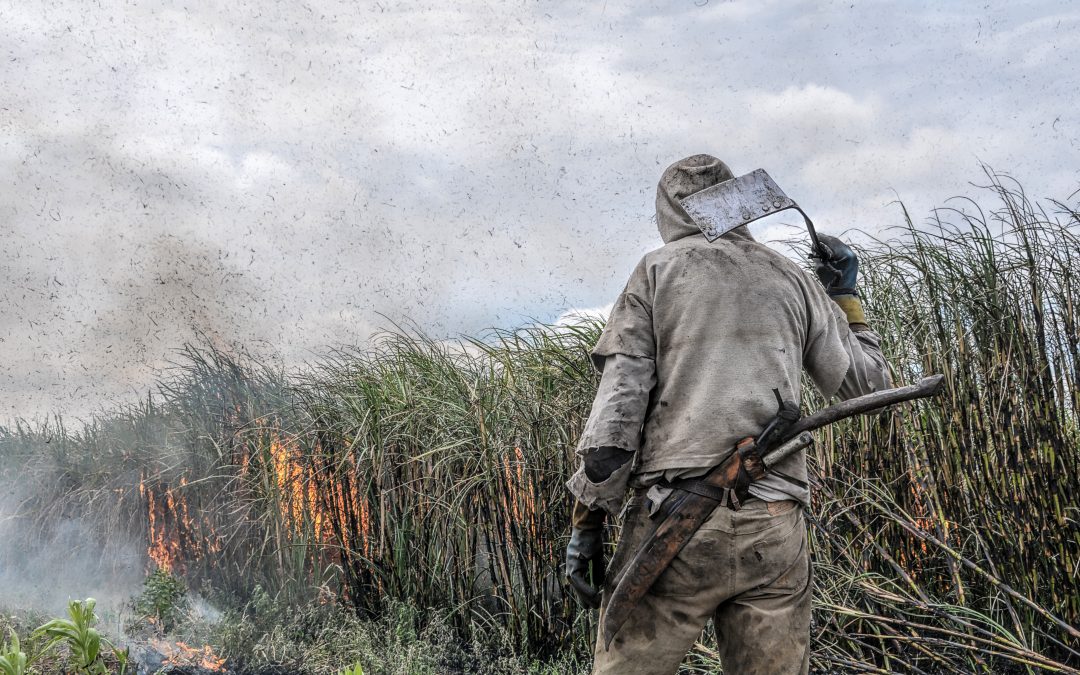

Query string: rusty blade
[679,168,826,256]
[602,454,744,649]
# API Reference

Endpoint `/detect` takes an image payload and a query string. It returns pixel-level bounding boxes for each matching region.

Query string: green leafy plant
[0,630,27,675]
[132,567,189,633]
[33,599,127,675]
[336,661,364,675]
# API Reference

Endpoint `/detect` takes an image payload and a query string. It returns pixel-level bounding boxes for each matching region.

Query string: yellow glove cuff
[571,499,607,530]
[832,294,867,326]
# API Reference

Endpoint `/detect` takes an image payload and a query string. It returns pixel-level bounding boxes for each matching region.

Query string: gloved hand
[566,524,606,609]
[812,234,859,296]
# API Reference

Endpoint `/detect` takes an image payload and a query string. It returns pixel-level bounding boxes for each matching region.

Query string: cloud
[1,0,1077,420]
[746,85,879,154]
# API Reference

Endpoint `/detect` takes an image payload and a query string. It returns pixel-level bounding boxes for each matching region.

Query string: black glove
[812,234,859,296]
[566,525,606,609]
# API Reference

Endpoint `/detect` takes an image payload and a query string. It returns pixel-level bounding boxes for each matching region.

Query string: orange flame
[141,428,373,588]
[151,639,226,671]
[142,477,181,572]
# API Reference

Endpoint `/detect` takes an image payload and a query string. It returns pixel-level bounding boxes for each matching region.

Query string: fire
[140,472,220,573]
[138,426,376,594]
[151,639,226,671]
[142,476,182,572]
[263,433,374,556]
[269,435,330,539]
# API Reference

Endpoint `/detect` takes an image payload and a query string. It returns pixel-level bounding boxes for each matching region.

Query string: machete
[679,168,829,259]
[601,374,946,649]
[678,168,849,281]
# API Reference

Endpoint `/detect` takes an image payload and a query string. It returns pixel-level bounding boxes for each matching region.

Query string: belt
[659,468,807,510]
[659,477,745,510]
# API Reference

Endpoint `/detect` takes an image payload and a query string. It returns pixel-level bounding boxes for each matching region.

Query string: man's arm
[565,258,657,609]
[565,352,656,609]
[832,295,892,399]
[566,353,656,514]
[805,234,892,401]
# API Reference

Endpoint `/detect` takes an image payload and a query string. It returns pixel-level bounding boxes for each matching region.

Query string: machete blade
[602,504,703,648]
[600,457,743,649]
[679,168,826,256]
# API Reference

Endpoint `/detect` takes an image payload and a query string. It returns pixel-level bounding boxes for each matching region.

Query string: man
[564,154,891,674]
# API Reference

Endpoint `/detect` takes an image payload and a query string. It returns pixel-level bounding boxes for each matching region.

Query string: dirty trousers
[592,493,811,675]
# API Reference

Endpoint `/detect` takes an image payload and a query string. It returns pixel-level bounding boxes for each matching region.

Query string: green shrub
[0,630,27,675]
[132,568,189,633]
[337,662,363,675]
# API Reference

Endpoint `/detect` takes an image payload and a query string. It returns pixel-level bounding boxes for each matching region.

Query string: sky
[1,0,1078,422]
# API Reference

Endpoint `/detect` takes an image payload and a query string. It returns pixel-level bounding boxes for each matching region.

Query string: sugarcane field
[2,3,1079,675]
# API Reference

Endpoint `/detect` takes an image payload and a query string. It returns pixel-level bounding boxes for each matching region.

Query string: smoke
[6,1,1073,426]
[76,233,276,386]
[0,466,145,616]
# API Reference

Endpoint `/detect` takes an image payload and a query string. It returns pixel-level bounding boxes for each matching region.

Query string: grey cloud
[1,0,1077,420]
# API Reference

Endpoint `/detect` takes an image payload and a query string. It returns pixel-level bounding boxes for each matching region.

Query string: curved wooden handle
[783,374,945,442]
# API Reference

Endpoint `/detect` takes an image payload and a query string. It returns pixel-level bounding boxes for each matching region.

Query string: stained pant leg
[591,493,738,675]
[713,502,812,675]
[591,591,717,675]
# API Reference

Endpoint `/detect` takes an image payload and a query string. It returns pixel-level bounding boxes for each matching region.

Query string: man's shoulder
[643,235,806,273]
[639,235,705,263]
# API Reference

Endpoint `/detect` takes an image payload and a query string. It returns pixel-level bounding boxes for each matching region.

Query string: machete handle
[796,206,829,262]
[761,432,814,469]
[783,374,946,441]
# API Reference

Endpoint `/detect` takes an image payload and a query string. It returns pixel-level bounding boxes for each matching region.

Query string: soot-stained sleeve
[590,259,655,373]
[803,289,854,399]
[576,353,656,456]
[567,353,656,515]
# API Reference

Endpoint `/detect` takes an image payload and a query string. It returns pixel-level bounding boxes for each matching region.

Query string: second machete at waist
[600,375,946,649]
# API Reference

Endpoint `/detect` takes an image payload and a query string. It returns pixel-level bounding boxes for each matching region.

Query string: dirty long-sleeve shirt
[568,154,896,516]
[567,314,891,512]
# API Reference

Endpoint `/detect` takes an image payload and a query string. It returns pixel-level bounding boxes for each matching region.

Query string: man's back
[565,154,892,675]
[625,229,850,474]
[590,155,862,500]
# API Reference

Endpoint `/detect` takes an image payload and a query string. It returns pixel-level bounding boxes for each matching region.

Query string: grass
[0,168,1077,673]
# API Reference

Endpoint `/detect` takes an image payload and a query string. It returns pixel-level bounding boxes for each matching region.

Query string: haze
[2,0,1077,421]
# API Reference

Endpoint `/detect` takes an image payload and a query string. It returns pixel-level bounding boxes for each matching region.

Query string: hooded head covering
[655,154,738,243]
